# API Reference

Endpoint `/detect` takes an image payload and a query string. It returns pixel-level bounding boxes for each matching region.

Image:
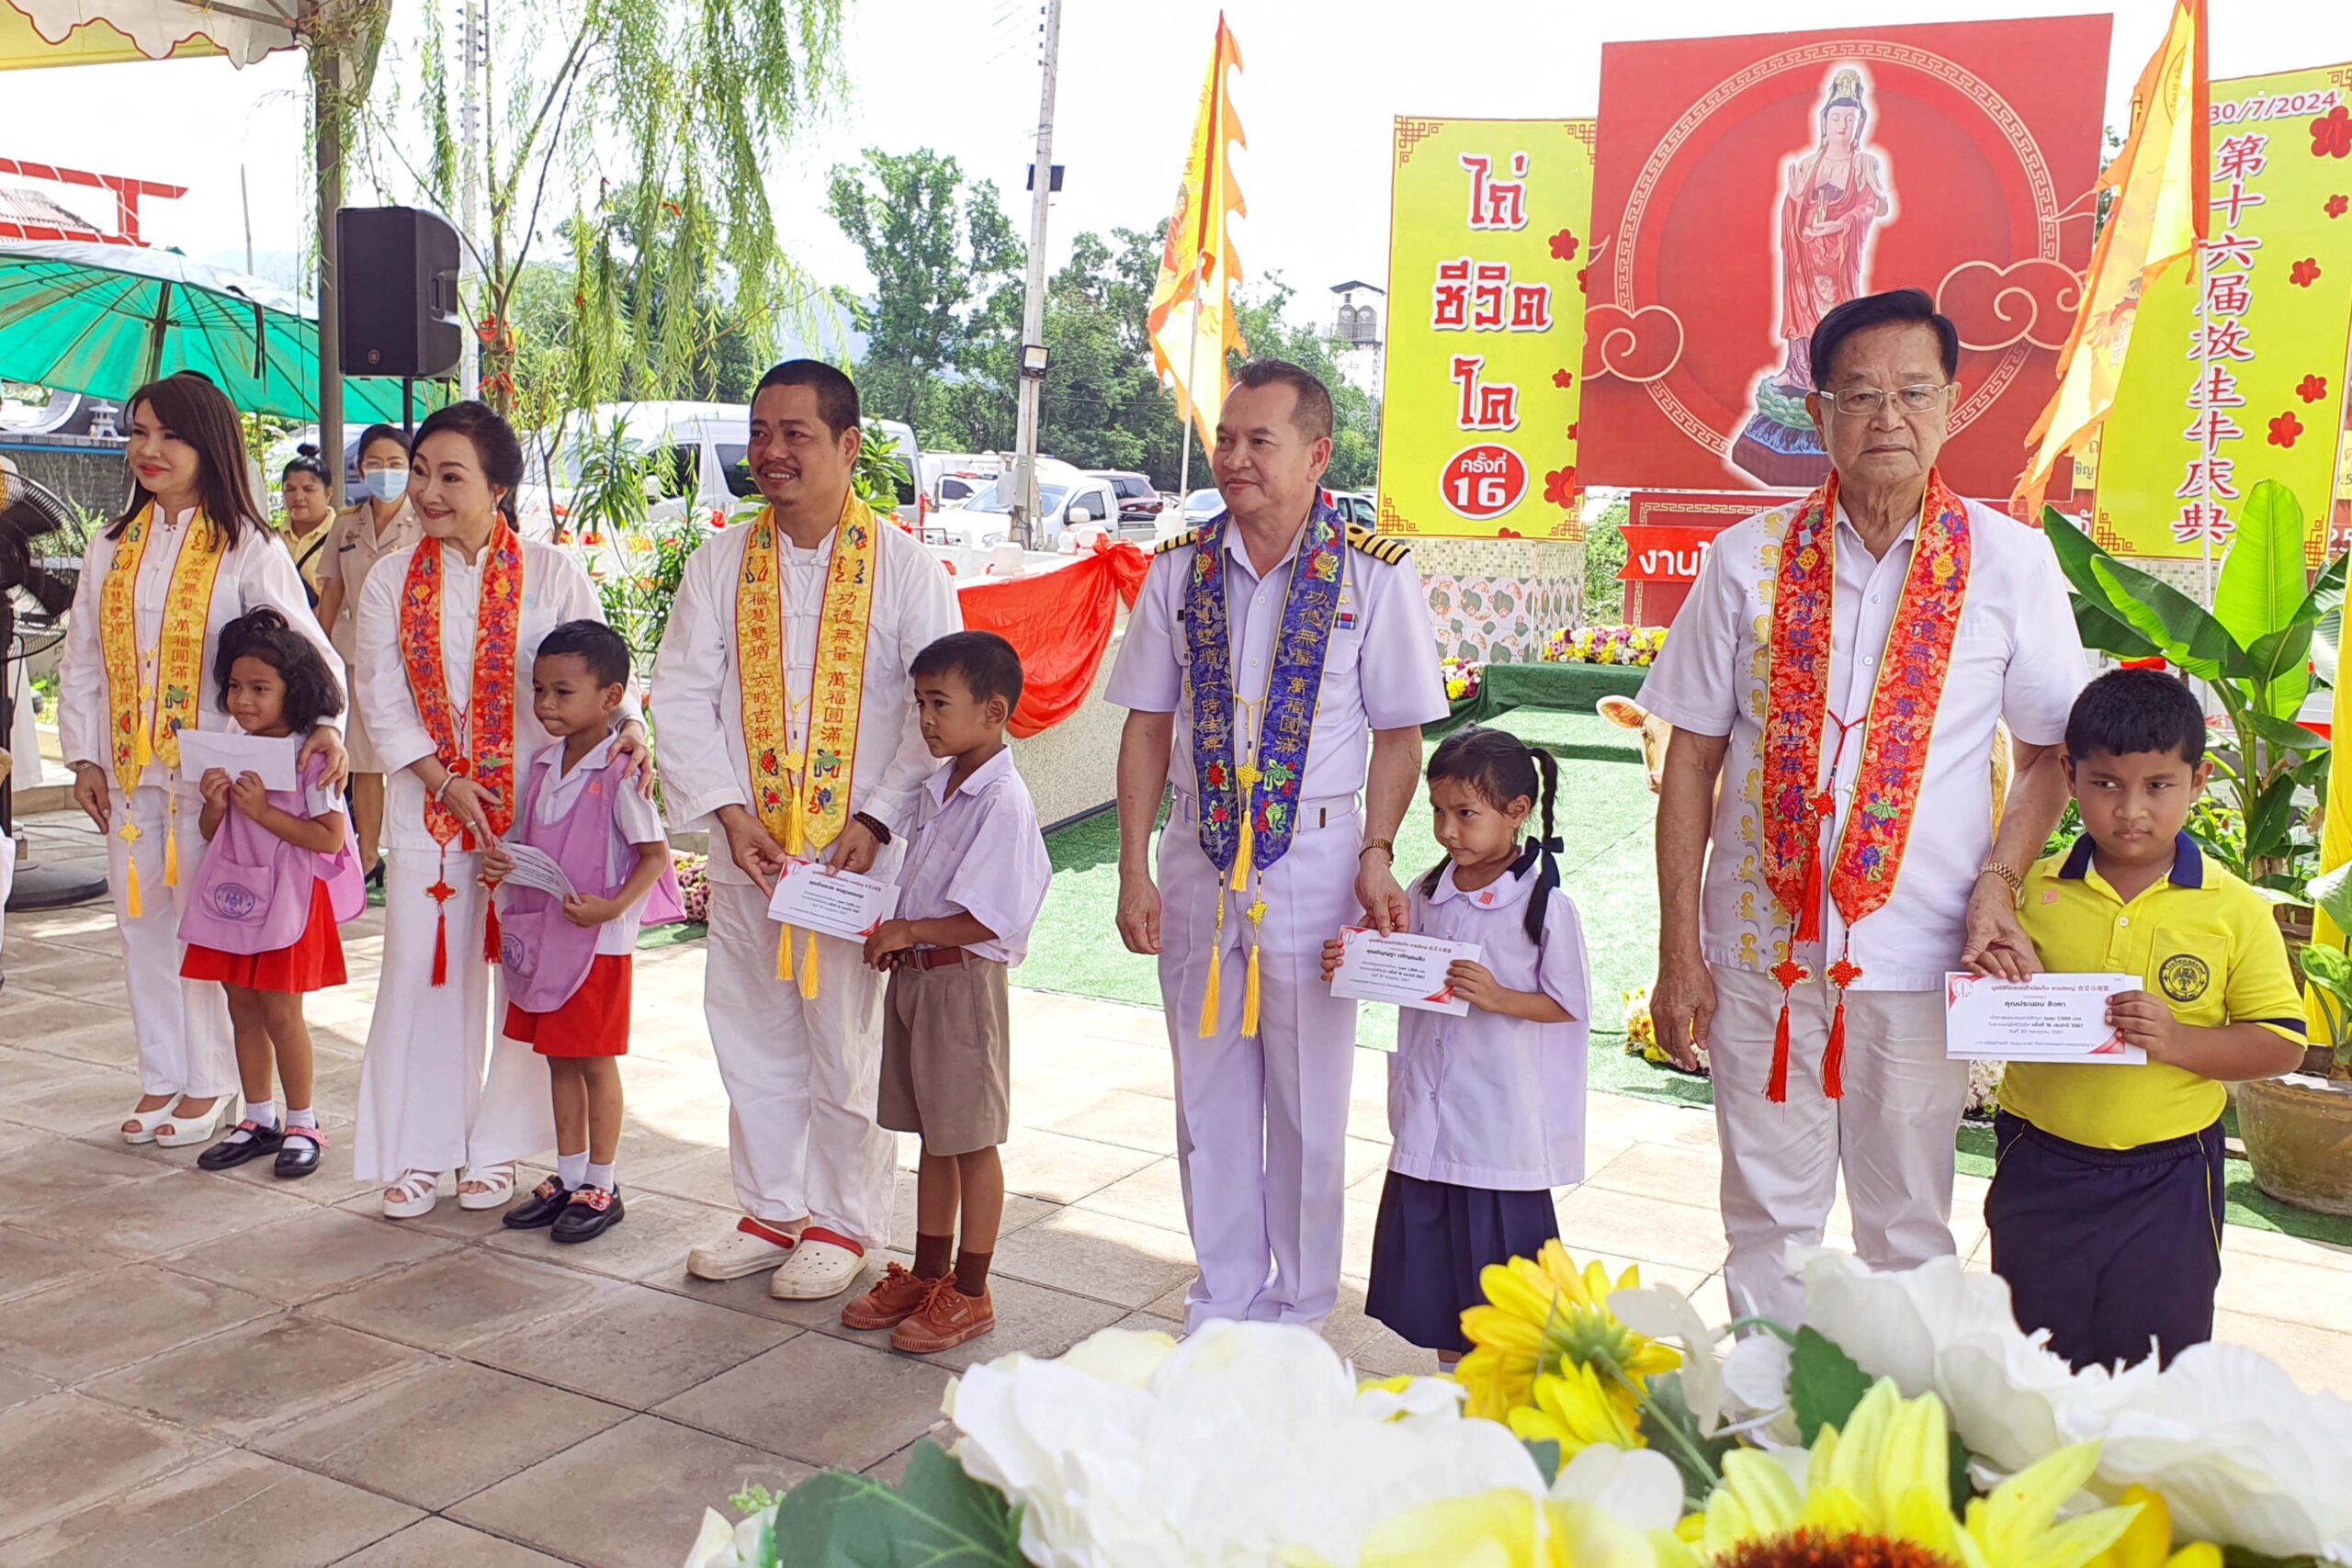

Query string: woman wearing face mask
[315,424,420,878]
[352,400,652,1218]
[276,446,336,608]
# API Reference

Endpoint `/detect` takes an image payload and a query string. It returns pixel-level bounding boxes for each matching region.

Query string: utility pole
[314,36,345,507]
[1011,0,1063,552]
[458,0,485,400]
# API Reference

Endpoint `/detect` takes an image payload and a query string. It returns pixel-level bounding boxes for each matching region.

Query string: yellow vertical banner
[2093,65,2352,561]
[1376,118,1593,539]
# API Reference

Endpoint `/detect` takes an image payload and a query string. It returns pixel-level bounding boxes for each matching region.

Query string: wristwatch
[1360,838,1395,863]
[1977,859,2024,900]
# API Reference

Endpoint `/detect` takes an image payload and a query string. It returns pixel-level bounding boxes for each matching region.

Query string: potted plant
[2242,859,2352,1214]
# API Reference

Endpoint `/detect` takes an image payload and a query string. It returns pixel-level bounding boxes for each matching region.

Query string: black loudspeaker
[336,206,464,379]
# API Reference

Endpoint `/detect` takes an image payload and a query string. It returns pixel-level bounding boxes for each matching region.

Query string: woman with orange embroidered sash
[351,401,652,1221]
[57,373,348,1152]
[1635,290,2087,1326]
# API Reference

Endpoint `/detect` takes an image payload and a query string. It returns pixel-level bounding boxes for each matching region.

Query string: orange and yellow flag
[2017,0,2208,517]
[1148,14,1248,449]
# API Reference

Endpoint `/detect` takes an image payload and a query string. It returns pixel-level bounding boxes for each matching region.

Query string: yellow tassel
[799,931,820,999]
[125,849,143,919]
[1231,819,1252,892]
[163,798,180,888]
[776,924,796,981]
[1198,946,1223,1036]
[1241,941,1262,1038]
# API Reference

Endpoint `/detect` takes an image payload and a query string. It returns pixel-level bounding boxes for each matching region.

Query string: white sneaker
[687,1217,797,1281]
[767,1231,866,1299]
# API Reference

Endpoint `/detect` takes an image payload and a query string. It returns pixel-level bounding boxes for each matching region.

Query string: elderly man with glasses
[1636,288,2088,1322]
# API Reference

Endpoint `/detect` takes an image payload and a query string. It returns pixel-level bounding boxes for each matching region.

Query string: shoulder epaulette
[1347,523,1410,565]
[1154,527,1204,556]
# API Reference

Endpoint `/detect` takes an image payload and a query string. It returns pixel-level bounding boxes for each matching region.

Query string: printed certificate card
[765,858,901,942]
[1944,972,2146,1065]
[1331,927,1478,1017]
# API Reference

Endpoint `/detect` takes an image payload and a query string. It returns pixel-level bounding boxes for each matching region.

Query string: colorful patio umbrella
[0,240,416,423]
[0,0,294,71]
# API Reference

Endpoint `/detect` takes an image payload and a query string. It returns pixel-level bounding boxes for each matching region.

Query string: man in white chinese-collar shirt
[1108,359,1449,1330]
[1638,288,2088,1324]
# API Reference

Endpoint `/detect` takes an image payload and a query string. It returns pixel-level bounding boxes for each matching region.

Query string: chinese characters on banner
[1376,119,1593,538]
[2094,66,2352,562]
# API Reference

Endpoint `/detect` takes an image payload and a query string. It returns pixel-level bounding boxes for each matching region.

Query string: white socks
[286,1106,317,1131]
[221,1100,278,1144]
[558,1151,588,1189]
[585,1161,616,1193]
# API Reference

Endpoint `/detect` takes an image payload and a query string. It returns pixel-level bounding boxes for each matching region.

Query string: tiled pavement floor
[6,805,2352,1566]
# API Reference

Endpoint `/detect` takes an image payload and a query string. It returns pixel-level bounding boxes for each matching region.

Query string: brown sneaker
[890,1276,995,1354]
[840,1262,937,1330]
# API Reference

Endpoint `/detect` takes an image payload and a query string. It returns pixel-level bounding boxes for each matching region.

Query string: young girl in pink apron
[482,621,679,1244]
[179,609,364,1178]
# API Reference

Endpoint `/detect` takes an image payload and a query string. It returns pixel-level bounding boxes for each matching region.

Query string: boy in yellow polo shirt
[1994,670,2306,1371]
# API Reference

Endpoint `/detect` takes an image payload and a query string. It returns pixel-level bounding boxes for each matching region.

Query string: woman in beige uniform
[314,424,420,878]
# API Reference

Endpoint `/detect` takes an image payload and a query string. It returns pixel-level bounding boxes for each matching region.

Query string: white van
[923,457,1119,553]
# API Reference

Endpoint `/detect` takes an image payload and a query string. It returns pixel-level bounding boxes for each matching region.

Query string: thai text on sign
[1376,118,1594,539]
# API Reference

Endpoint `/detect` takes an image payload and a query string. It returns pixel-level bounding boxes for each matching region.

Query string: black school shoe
[198,1120,285,1170]
[503,1176,574,1229]
[550,1186,624,1245]
[274,1125,326,1179]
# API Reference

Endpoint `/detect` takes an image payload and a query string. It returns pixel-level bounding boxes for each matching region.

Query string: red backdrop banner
[956,540,1150,739]
[1581,16,2110,497]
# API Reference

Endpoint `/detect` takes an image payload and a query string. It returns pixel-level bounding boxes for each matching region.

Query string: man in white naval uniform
[1640,288,2086,1325]
[654,360,961,1299]
[1110,359,1449,1330]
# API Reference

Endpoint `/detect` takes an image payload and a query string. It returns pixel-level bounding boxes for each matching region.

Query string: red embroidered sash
[399,524,524,983]
[1758,468,1971,1100]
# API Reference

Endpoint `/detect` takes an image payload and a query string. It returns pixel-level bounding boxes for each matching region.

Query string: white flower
[1610,1284,1726,1437]
[680,1505,771,1568]
[2058,1340,2352,1562]
[948,1320,1544,1567]
[1549,1443,1688,1533]
[1794,1247,2150,1476]
[1718,1332,1801,1445]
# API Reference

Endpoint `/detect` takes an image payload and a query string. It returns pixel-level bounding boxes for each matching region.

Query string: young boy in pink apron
[180,608,365,1179]
[483,620,679,1244]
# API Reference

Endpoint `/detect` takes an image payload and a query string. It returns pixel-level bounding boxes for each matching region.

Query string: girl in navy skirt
[1324,725,1591,1362]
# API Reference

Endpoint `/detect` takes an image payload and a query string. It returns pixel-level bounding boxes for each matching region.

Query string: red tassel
[1824,995,1848,1100]
[432,908,449,987]
[1795,848,1824,944]
[483,899,502,966]
[1767,999,1792,1103]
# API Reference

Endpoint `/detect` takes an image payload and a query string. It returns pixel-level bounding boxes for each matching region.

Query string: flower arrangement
[1623,987,1709,1075]
[1544,625,1670,667]
[1443,658,1485,705]
[671,851,710,925]
[682,1245,2352,1567]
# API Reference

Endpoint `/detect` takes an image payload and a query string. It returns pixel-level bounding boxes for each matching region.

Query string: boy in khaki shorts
[848,632,1051,1352]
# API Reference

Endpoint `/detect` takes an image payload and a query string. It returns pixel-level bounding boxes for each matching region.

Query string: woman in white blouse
[58,372,346,1148]
[352,400,650,1219]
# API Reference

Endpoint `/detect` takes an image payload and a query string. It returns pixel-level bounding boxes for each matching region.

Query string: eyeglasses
[1824,383,1951,417]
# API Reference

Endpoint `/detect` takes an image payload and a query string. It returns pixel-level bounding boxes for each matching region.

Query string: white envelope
[765,857,901,942]
[1944,971,2147,1065]
[498,843,577,900]
[175,728,300,791]
[1330,927,1478,1016]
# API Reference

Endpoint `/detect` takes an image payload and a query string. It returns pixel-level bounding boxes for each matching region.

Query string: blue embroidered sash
[1183,501,1346,877]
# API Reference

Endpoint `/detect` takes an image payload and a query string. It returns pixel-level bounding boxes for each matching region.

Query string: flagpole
[1177,298,1203,502]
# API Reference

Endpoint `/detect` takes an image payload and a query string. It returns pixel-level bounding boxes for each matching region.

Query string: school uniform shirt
[322,501,423,663]
[1636,496,2087,990]
[895,748,1051,964]
[522,733,668,955]
[355,536,639,856]
[2002,833,2303,1150]
[1106,524,1450,804]
[58,507,347,796]
[1386,859,1591,1191]
[650,516,962,886]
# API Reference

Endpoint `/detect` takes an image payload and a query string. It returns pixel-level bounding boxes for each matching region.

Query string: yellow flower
[1352,1491,1666,1568]
[1508,1362,1647,1455]
[1698,1380,2140,1568]
[1456,1243,1679,1422]
[2087,1487,2222,1568]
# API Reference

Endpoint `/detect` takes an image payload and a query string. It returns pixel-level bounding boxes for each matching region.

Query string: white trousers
[703,881,894,1247]
[353,848,554,1181]
[105,785,237,1099]
[1709,963,1969,1324]
[1158,807,1362,1330]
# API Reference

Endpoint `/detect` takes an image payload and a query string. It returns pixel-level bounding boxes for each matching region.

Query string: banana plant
[2042,480,2343,892]
[2300,863,2352,1077]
